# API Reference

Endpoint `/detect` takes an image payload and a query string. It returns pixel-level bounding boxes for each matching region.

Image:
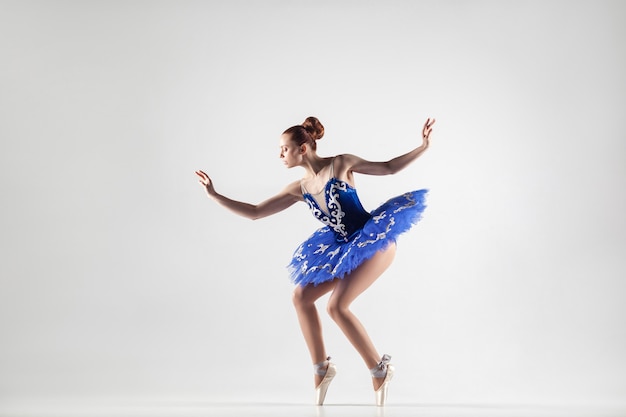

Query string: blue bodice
[302,178,372,242]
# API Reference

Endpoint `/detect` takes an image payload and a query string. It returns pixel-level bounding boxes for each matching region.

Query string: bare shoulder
[334,153,366,172]
[283,180,304,201]
[332,154,364,184]
[336,153,393,176]
[333,153,357,167]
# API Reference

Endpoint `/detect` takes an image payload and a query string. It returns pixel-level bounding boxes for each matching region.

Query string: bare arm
[348,118,435,176]
[195,170,301,220]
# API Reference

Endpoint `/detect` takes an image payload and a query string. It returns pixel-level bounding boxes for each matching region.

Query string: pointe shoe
[371,354,394,407]
[315,357,337,405]
[374,363,394,406]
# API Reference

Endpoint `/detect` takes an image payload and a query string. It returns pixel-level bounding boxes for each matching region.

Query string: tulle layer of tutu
[288,189,427,286]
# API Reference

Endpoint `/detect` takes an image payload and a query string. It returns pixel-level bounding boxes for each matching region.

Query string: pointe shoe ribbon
[371,354,391,378]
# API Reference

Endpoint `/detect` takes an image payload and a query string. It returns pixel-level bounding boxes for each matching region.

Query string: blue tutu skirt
[288,189,427,286]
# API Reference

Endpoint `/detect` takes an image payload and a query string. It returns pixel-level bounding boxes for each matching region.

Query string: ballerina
[196,116,434,406]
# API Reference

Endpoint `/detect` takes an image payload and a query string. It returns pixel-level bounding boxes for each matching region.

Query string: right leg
[292,280,336,387]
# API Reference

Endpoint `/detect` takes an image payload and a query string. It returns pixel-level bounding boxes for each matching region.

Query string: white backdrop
[1,0,625,411]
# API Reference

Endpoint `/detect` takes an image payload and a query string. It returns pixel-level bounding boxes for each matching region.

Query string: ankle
[370,354,391,378]
[314,356,331,376]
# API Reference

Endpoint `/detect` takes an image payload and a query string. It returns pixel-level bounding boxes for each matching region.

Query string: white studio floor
[2,402,626,417]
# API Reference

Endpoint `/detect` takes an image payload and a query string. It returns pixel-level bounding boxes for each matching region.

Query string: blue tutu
[288,176,427,287]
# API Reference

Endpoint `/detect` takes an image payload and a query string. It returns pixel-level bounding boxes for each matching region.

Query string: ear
[299,144,307,154]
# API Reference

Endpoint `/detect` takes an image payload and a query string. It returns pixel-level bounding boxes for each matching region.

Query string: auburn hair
[283,116,324,151]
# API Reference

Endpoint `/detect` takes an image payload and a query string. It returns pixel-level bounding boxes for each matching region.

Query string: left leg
[326,243,396,390]
[292,280,336,388]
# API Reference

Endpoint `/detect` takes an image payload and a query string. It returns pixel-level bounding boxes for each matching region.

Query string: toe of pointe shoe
[315,363,337,405]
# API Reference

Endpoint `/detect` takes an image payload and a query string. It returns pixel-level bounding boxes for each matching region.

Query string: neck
[301,154,328,177]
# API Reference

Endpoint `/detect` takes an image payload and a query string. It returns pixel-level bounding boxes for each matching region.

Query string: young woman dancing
[196,116,434,406]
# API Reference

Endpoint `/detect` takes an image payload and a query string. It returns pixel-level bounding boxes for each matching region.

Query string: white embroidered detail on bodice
[303,179,349,239]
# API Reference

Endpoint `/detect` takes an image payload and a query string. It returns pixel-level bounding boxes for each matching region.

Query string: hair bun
[301,116,324,140]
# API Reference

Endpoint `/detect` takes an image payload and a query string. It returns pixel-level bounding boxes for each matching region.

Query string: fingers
[422,117,435,138]
[195,170,212,186]
[195,170,210,180]
[421,120,434,144]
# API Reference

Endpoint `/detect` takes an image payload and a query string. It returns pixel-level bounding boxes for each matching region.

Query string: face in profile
[279,134,304,168]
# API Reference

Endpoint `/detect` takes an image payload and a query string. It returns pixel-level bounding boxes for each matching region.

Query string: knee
[326,300,349,322]
[292,287,312,309]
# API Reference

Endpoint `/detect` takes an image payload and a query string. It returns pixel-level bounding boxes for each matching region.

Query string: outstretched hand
[422,118,436,147]
[195,170,216,196]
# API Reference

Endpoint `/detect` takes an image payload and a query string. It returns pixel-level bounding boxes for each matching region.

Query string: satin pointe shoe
[314,356,337,405]
[371,354,394,407]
